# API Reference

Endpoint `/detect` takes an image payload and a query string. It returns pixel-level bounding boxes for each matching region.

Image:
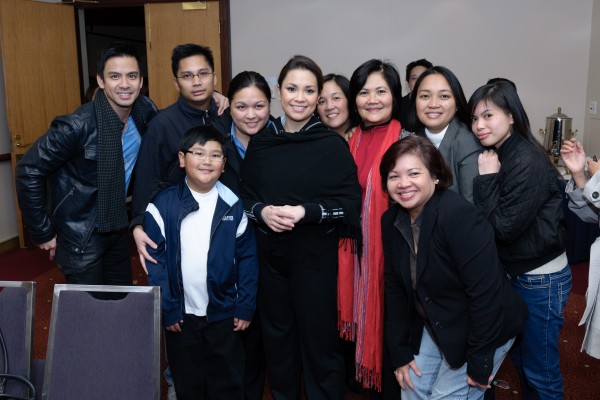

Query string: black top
[473,134,566,276]
[240,115,362,253]
[383,189,527,385]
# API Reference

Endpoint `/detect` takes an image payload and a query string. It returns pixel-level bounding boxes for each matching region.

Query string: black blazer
[382,190,527,385]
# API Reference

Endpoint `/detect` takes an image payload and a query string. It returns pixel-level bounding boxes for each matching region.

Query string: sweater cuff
[130,213,144,231]
[251,203,268,225]
[466,353,493,386]
[301,203,323,224]
[235,306,255,322]
[564,178,577,193]
[30,229,57,247]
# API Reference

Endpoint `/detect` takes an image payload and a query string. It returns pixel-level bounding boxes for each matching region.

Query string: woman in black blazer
[380,136,527,399]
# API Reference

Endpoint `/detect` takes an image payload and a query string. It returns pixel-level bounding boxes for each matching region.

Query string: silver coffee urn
[539,107,577,165]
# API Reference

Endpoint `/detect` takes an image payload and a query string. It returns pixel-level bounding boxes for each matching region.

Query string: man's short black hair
[171,44,215,77]
[96,42,141,78]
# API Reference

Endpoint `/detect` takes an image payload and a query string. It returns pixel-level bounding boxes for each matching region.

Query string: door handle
[14,134,31,148]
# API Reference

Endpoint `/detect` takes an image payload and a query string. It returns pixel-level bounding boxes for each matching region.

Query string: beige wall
[231,0,593,140]
[0,0,597,243]
[0,44,18,243]
[585,0,600,154]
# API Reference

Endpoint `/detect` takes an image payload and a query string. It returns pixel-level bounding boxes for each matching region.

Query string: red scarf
[338,119,401,391]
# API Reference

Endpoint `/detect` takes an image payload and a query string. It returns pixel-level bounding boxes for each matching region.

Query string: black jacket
[210,108,277,196]
[383,190,527,385]
[473,134,566,276]
[130,96,218,227]
[15,96,158,251]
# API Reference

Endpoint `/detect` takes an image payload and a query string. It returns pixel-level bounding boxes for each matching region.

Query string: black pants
[166,315,245,400]
[257,230,344,400]
[241,310,265,400]
[55,228,132,298]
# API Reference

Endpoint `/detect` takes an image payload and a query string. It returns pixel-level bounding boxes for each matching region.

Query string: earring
[434,179,440,184]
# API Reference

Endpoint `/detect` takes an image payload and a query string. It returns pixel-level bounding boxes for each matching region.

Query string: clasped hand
[478,150,501,175]
[261,205,305,232]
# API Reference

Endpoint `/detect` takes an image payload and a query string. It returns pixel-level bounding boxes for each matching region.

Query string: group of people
[14,40,594,400]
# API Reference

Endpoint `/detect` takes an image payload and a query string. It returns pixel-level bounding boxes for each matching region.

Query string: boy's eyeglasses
[184,150,225,162]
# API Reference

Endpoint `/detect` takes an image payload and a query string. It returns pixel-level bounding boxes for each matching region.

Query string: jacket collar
[274,115,325,134]
[495,131,520,159]
[393,190,443,284]
[438,118,461,154]
[177,95,218,122]
[177,179,239,209]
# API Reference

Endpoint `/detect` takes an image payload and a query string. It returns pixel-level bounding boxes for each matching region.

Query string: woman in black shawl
[240,55,361,400]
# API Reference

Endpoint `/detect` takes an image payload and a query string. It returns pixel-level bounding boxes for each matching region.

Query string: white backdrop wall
[230,0,593,142]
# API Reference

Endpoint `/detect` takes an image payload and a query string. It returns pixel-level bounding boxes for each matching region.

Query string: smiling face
[386,153,437,220]
[278,69,319,130]
[416,73,456,133]
[355,71,394,127]
[97,56,143,120]
[174,55,217,110]
[317,80,350,134]
[230,86,271,144]
[178,140,225,194]
[471,100,514,149]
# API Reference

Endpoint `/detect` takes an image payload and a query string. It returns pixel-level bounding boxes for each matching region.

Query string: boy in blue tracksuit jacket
[144,125,258,400]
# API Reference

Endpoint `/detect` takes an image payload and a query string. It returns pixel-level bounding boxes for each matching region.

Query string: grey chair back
[0,281,35,398]
[42,284,161,400]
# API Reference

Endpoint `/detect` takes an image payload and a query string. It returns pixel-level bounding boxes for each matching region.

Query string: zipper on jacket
[175,203,199,319]
[75,225,94,255]
[175,198,236,322]
[204,203,236,323]
[53,187,75,215]
[209,203,235,242]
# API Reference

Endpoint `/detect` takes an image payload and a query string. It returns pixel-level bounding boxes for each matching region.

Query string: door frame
[73,0,231,95]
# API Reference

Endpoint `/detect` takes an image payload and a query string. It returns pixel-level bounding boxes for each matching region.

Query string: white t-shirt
[180,184,218,317]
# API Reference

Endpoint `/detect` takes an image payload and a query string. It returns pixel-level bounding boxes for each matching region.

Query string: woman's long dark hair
[468,81,560,176]
[408,66,469,134]
[468,81,548,156]
[350,59,402,123]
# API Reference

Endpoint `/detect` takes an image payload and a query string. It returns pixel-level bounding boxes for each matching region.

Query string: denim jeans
[509,265,572,400]
[403,328,514,400]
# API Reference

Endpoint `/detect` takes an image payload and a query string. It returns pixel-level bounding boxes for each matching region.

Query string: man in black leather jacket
[15,42,158,287]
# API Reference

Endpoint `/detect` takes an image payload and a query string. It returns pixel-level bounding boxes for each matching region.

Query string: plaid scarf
[94,90,145,232]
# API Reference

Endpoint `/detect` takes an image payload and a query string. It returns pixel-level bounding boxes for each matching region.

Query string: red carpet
[0,247,55,281]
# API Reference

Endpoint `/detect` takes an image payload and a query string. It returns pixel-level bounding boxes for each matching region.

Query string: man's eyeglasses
[177,71,214,81]
[184,150,225,162]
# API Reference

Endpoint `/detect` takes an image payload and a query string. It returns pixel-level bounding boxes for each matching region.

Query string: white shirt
[180,184,218,317]
[425,125,449,148]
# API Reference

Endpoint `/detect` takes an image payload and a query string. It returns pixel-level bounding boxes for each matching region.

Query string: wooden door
[0,0,80,247]
[145,1,223,109]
